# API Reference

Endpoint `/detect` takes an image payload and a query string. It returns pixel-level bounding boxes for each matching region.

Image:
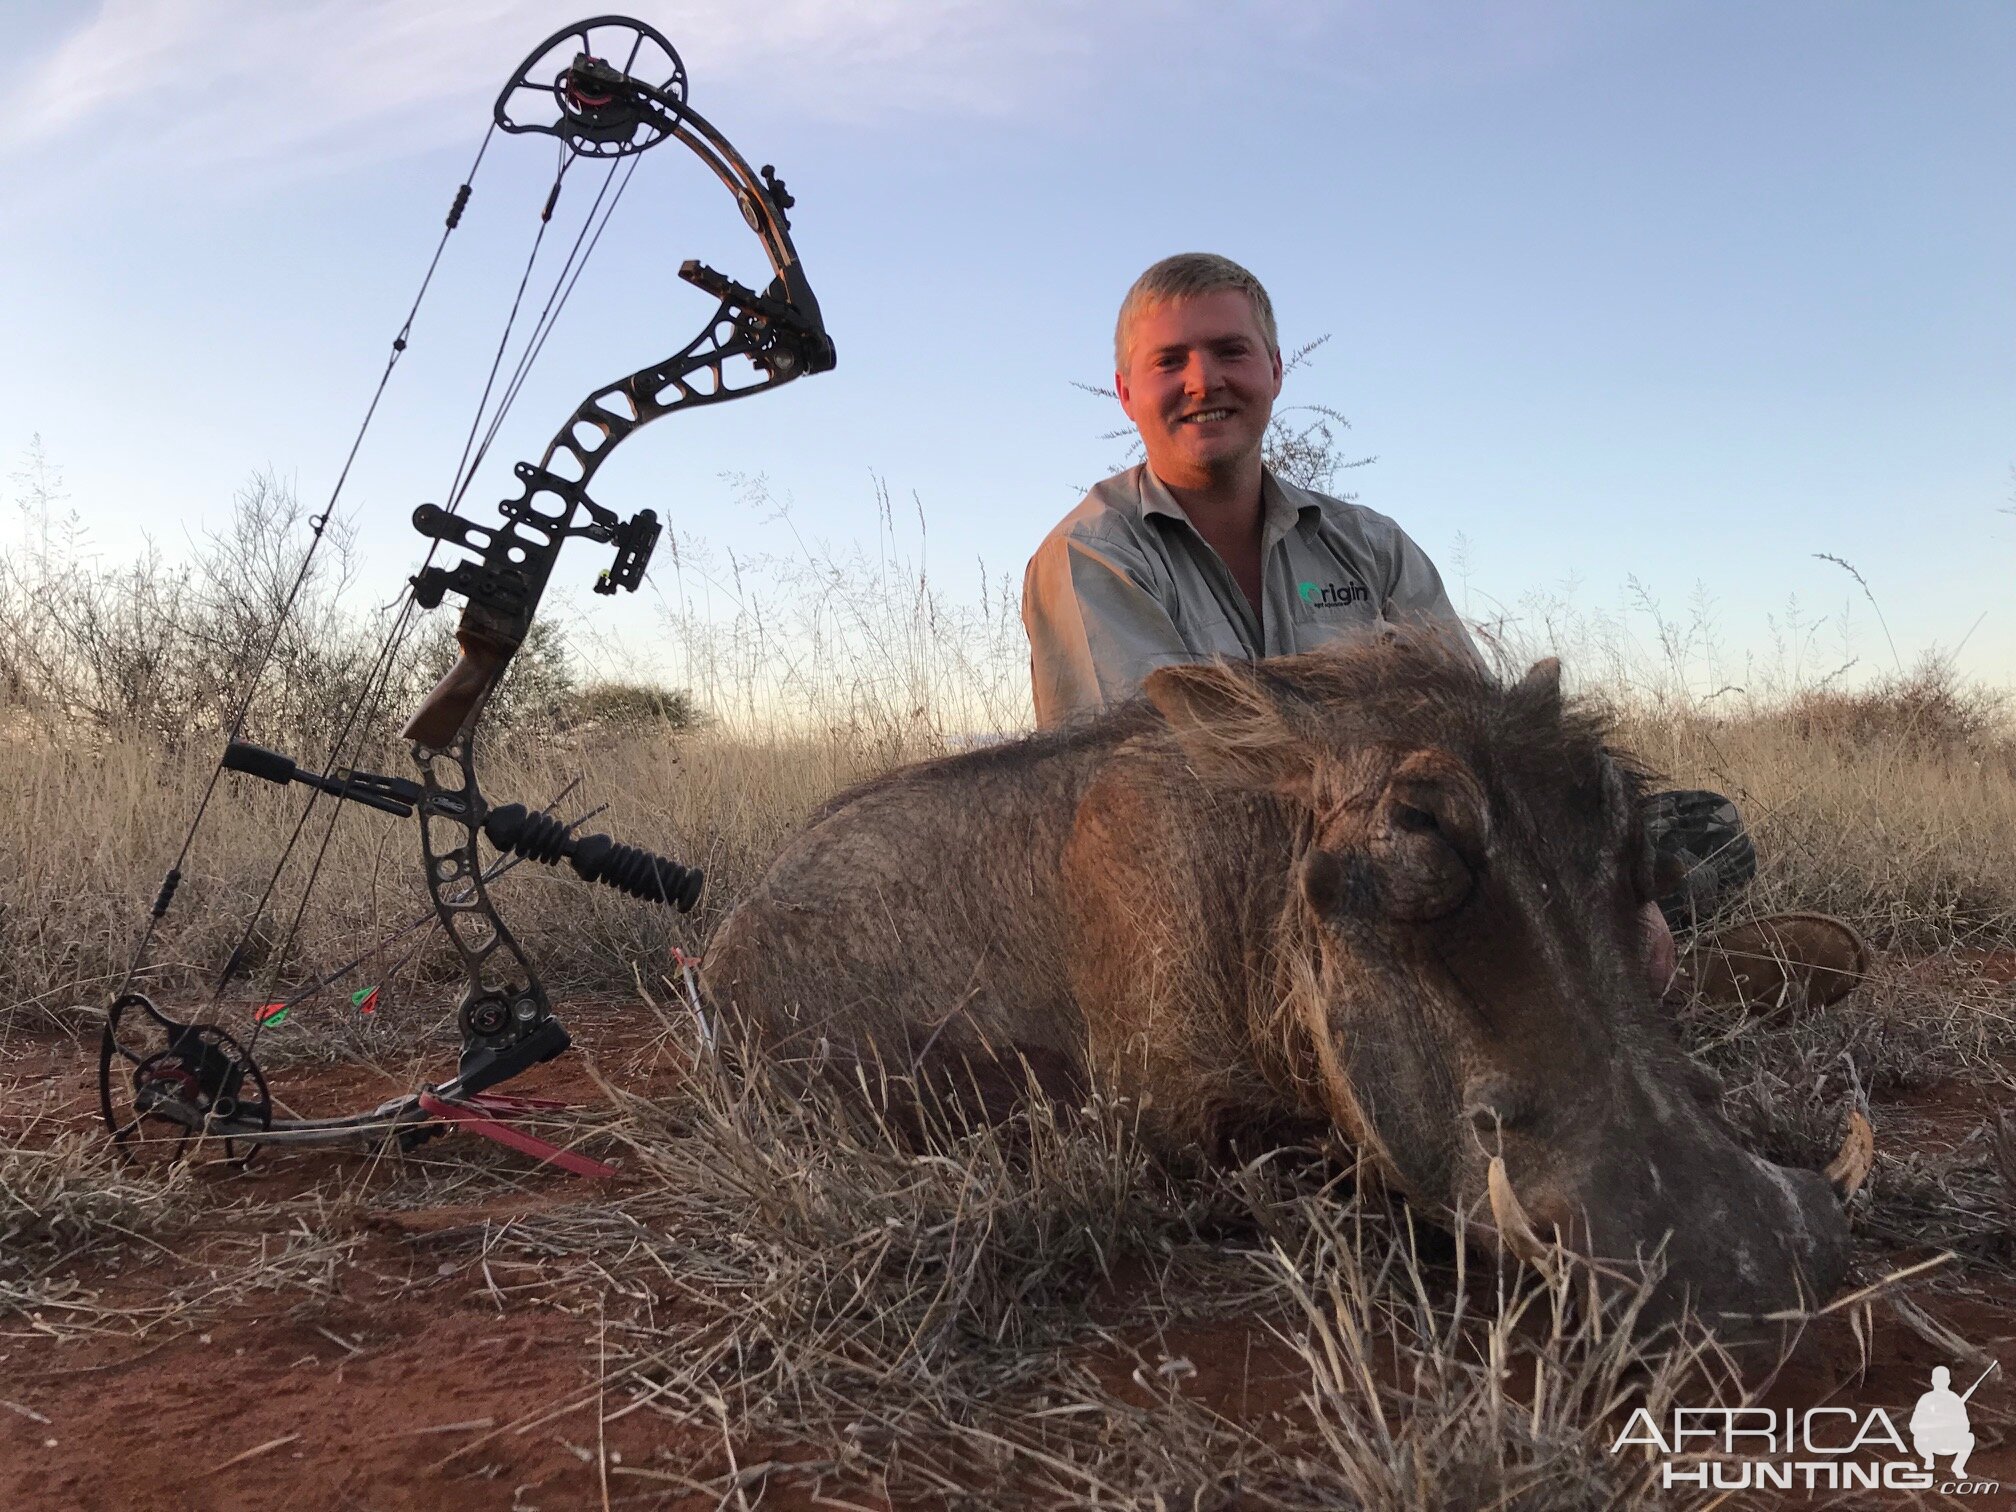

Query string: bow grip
[403,627,514,748]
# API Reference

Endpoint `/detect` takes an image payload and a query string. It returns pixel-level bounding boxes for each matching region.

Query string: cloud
[0,0,1125,179]
[0,0,1599,183]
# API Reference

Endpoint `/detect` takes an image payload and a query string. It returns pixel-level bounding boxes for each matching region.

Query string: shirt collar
[1136,464,1319,543]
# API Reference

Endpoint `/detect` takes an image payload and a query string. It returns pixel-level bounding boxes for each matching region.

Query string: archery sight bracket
[409,468,660,616]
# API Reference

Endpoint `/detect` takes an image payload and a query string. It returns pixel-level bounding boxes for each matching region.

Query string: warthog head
[1142,642,1862,1324]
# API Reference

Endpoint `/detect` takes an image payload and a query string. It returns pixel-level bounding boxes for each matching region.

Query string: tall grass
[4,483,2013,1016]
[649,476,1031,738]
[5,482,2014,1508]
[10,675,2010,1019]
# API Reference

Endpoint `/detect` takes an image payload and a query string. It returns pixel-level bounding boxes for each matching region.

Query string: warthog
[704,640,1866,1322]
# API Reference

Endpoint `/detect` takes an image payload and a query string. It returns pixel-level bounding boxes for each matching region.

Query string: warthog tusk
[1824,1109,1875,1202]
[1487,1155,1554,1267]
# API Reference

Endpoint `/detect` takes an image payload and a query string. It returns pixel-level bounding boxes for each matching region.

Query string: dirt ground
[4,992,2012,1511]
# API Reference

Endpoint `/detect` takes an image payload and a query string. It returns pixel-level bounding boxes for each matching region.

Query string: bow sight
[99,15,834,1175]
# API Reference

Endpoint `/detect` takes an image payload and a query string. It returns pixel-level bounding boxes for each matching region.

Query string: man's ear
[1113,366,1138,424]
[1143,660,1316,801]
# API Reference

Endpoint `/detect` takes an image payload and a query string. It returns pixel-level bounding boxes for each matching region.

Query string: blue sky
[2,0,2011,694]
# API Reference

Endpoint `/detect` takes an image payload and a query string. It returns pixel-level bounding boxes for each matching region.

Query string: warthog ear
[1514,656,1562,708]
[1372,749,1490,920]
[1143,660,1317,799]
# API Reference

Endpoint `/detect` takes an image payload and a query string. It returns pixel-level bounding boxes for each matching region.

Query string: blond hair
[1114,253,1279,369]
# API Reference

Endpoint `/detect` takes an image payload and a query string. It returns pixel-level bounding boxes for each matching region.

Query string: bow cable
[198,142,577,1018]
[452,154,644,516]
[212,142,640,1054]
[436,141,579,528]
[115,124,499,1001]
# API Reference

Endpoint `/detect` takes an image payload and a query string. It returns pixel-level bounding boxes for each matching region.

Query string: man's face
[1115,289,1284,488]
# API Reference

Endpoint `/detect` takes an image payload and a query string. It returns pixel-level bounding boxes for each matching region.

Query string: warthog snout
[1480,1096,1867,1324]
[705,639,1860,1327]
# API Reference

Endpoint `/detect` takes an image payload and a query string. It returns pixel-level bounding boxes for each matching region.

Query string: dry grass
[403,1037,1738,1510]
[8,665,2013,1025]
[4,518,2015,1504]
[1616,668,2016,955]
[0,722,940,1022]
[0,1135,188,1280]
[1680,966,2016,1267]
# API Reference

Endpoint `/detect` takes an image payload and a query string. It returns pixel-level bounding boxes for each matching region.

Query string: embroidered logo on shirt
[1298,579,1370,610]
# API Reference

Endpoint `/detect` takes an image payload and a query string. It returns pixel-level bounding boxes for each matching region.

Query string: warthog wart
[704,638,1867,1322]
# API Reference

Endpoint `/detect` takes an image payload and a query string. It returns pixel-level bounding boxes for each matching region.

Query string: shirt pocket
[1179,610,1253,660]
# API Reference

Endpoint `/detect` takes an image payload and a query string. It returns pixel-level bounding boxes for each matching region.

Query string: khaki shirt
[1023,465,1475,727]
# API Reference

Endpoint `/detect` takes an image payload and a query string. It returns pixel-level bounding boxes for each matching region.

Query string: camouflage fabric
[1644,789,1756,933]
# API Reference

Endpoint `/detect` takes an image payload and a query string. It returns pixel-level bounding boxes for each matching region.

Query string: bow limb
[399,46,835,1092]
[403,99,831,751]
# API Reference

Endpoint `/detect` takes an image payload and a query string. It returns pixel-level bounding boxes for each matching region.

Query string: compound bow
[98,16,833,1172]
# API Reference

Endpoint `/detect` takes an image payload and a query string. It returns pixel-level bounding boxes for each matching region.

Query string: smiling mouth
[1180,408,1233,424]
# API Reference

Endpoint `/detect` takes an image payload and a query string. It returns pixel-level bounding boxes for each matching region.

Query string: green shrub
[569,679,702,731]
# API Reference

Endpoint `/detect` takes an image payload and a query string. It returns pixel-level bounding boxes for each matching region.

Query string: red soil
[3,994,2011,1510]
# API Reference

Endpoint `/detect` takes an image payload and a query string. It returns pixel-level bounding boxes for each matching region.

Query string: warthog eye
[1392,802,1439,835]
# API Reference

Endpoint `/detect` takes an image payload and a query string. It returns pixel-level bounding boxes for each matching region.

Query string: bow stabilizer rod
[221,739,700,910]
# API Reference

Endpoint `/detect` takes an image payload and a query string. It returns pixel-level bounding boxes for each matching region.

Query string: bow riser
[403,265,827,748]
[400,64,834,1094]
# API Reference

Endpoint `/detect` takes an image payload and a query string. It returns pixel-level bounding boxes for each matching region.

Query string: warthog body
[704,640,1855,1320]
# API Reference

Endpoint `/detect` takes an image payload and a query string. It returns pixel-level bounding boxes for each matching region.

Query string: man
[1023,253,1863,1007]
[1023,253,1472,725]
